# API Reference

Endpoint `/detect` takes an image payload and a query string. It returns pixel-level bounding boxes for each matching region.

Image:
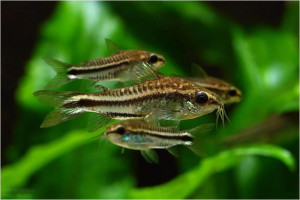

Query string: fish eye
[149,54,158,63]
[116,126,125,134]
[196,92,208,104]
[228,89,237,96]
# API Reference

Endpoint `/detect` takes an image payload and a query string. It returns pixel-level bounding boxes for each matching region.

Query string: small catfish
[34,63,224,132]
[104,120,214,163]
[43,39,165,89]
[186,64,242,104]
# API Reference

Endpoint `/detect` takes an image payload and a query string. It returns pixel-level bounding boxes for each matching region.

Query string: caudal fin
[34,90,84,127]
[43,58,72,89]
[33,90,82,107]
[187,123,215,157]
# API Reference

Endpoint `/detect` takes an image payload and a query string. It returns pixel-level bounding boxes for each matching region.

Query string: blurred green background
[1,1,299,199]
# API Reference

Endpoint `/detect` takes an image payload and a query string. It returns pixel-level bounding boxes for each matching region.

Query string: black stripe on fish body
[134,131,193,143]
[62,99,98,108]
[62,92,188,108]
[67,60,130,75]
[105,112,144,118]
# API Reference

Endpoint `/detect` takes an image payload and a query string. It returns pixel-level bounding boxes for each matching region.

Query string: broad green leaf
[129,144,295,199]
[224,26,299,135]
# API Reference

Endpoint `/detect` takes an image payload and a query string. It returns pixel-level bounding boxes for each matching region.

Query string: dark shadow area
[1,2,57,165]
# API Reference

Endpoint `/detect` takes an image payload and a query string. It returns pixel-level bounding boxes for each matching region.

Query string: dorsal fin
[105,38,123,55]
[191,63,207,78]
[87,83,109,93]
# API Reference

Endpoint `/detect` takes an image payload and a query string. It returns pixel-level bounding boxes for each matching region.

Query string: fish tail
[187,123,215,157]
[43,58,72,89]
[33,90,82,107]
[34,90,84,127]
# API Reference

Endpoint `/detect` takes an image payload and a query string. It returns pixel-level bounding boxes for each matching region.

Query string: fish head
[222,86,242,104]
[104,121,139,148]
[105,122,127,146]
[185,87,223,118]
[138,51,166,71]
[190,76,242,105]
[206,77,242,104]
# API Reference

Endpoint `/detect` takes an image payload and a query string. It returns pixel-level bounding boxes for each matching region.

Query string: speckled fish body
[58,76,221,120]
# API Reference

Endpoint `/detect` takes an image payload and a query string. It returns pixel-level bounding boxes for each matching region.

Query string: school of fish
[34,39,242,163]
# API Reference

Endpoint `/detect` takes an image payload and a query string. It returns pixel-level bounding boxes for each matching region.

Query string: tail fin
[33,90,82,107]
[187,123,215,157]
[43,58,72,89]
[34,90,84,127]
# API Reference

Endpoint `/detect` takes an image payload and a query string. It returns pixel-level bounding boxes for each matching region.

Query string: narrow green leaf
[1,130,103,194]
[129,144,295,199]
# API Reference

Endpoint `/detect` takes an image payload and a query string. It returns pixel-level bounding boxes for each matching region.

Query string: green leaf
[129,144,295,199]
[226,26,299,134]
[1,130,102,195]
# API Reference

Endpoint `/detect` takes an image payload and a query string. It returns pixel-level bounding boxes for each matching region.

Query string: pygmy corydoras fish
[34,74,223,131]
[105,120,214,163]
[186,64,242,104]
[43,39,166,89]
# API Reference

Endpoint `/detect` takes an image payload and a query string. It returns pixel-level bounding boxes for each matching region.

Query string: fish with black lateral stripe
[43,39,165,89]
[104,120,214,163]
[34,74,224,131]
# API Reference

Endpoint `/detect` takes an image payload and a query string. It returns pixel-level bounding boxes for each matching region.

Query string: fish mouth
[235,93,242,99]
[158,57,166,65]
[237,95,243,101]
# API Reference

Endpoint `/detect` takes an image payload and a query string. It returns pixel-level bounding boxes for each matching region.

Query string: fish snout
[210,94,223,107]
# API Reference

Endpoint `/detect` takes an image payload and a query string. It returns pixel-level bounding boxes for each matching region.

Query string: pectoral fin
[119,61,158,84]
[141,149,159,164]
[167,146,179,158]
[144,109,180,126]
